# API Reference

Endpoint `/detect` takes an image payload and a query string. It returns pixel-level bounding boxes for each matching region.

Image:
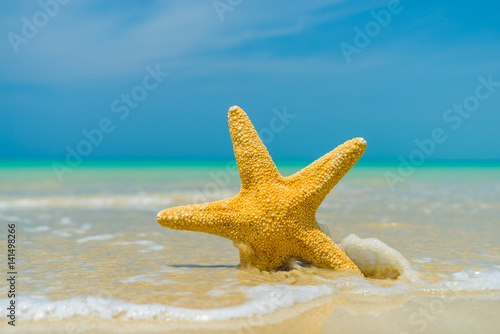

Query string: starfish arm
[285,138,366,210]
[228,106,281,190]
[156,198,237,239]
[297,229,361,272]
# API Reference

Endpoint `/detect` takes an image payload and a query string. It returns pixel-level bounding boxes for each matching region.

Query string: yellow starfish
[157,106,366,272]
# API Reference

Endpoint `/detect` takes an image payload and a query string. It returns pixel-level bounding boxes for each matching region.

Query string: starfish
[157,106,367,272]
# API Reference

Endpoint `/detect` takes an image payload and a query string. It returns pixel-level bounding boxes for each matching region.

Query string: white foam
[73,223,92,235]
[114,240,164,251]
[121,274,156,284]
[411,257,433,264]
[4,266,500,322]
[59,217,73,225]
[335,235,500,293]
[53,231,72,238]
[24,225,51,233]
[120,274,173,285]
[320,275,413,297]
[4,230,500,322]
[9,284,333,321]
[76,234,115,243]
[0,194,172,210]
[419,268,500,293]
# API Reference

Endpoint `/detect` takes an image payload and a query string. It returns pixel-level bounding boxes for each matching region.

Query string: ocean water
[1,161,500,333]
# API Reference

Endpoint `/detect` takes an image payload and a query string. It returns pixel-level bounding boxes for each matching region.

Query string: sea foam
[4,233,500,322]
[9,284,334,322]
[8,266,500,322]
[0,194,172,210]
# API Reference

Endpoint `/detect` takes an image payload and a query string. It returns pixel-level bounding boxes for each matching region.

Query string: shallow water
[1,162,499,333]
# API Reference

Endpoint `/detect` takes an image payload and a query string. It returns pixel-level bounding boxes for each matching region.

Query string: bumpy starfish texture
[157,106,367,272]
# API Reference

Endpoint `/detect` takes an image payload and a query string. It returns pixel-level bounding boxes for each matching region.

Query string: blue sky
[1,0,499,161]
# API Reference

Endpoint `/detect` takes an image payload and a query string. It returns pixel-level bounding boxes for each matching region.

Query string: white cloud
[0,0,375,83]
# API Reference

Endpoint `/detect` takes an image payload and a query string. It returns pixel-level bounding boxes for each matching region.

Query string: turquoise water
[1,161,499,333]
